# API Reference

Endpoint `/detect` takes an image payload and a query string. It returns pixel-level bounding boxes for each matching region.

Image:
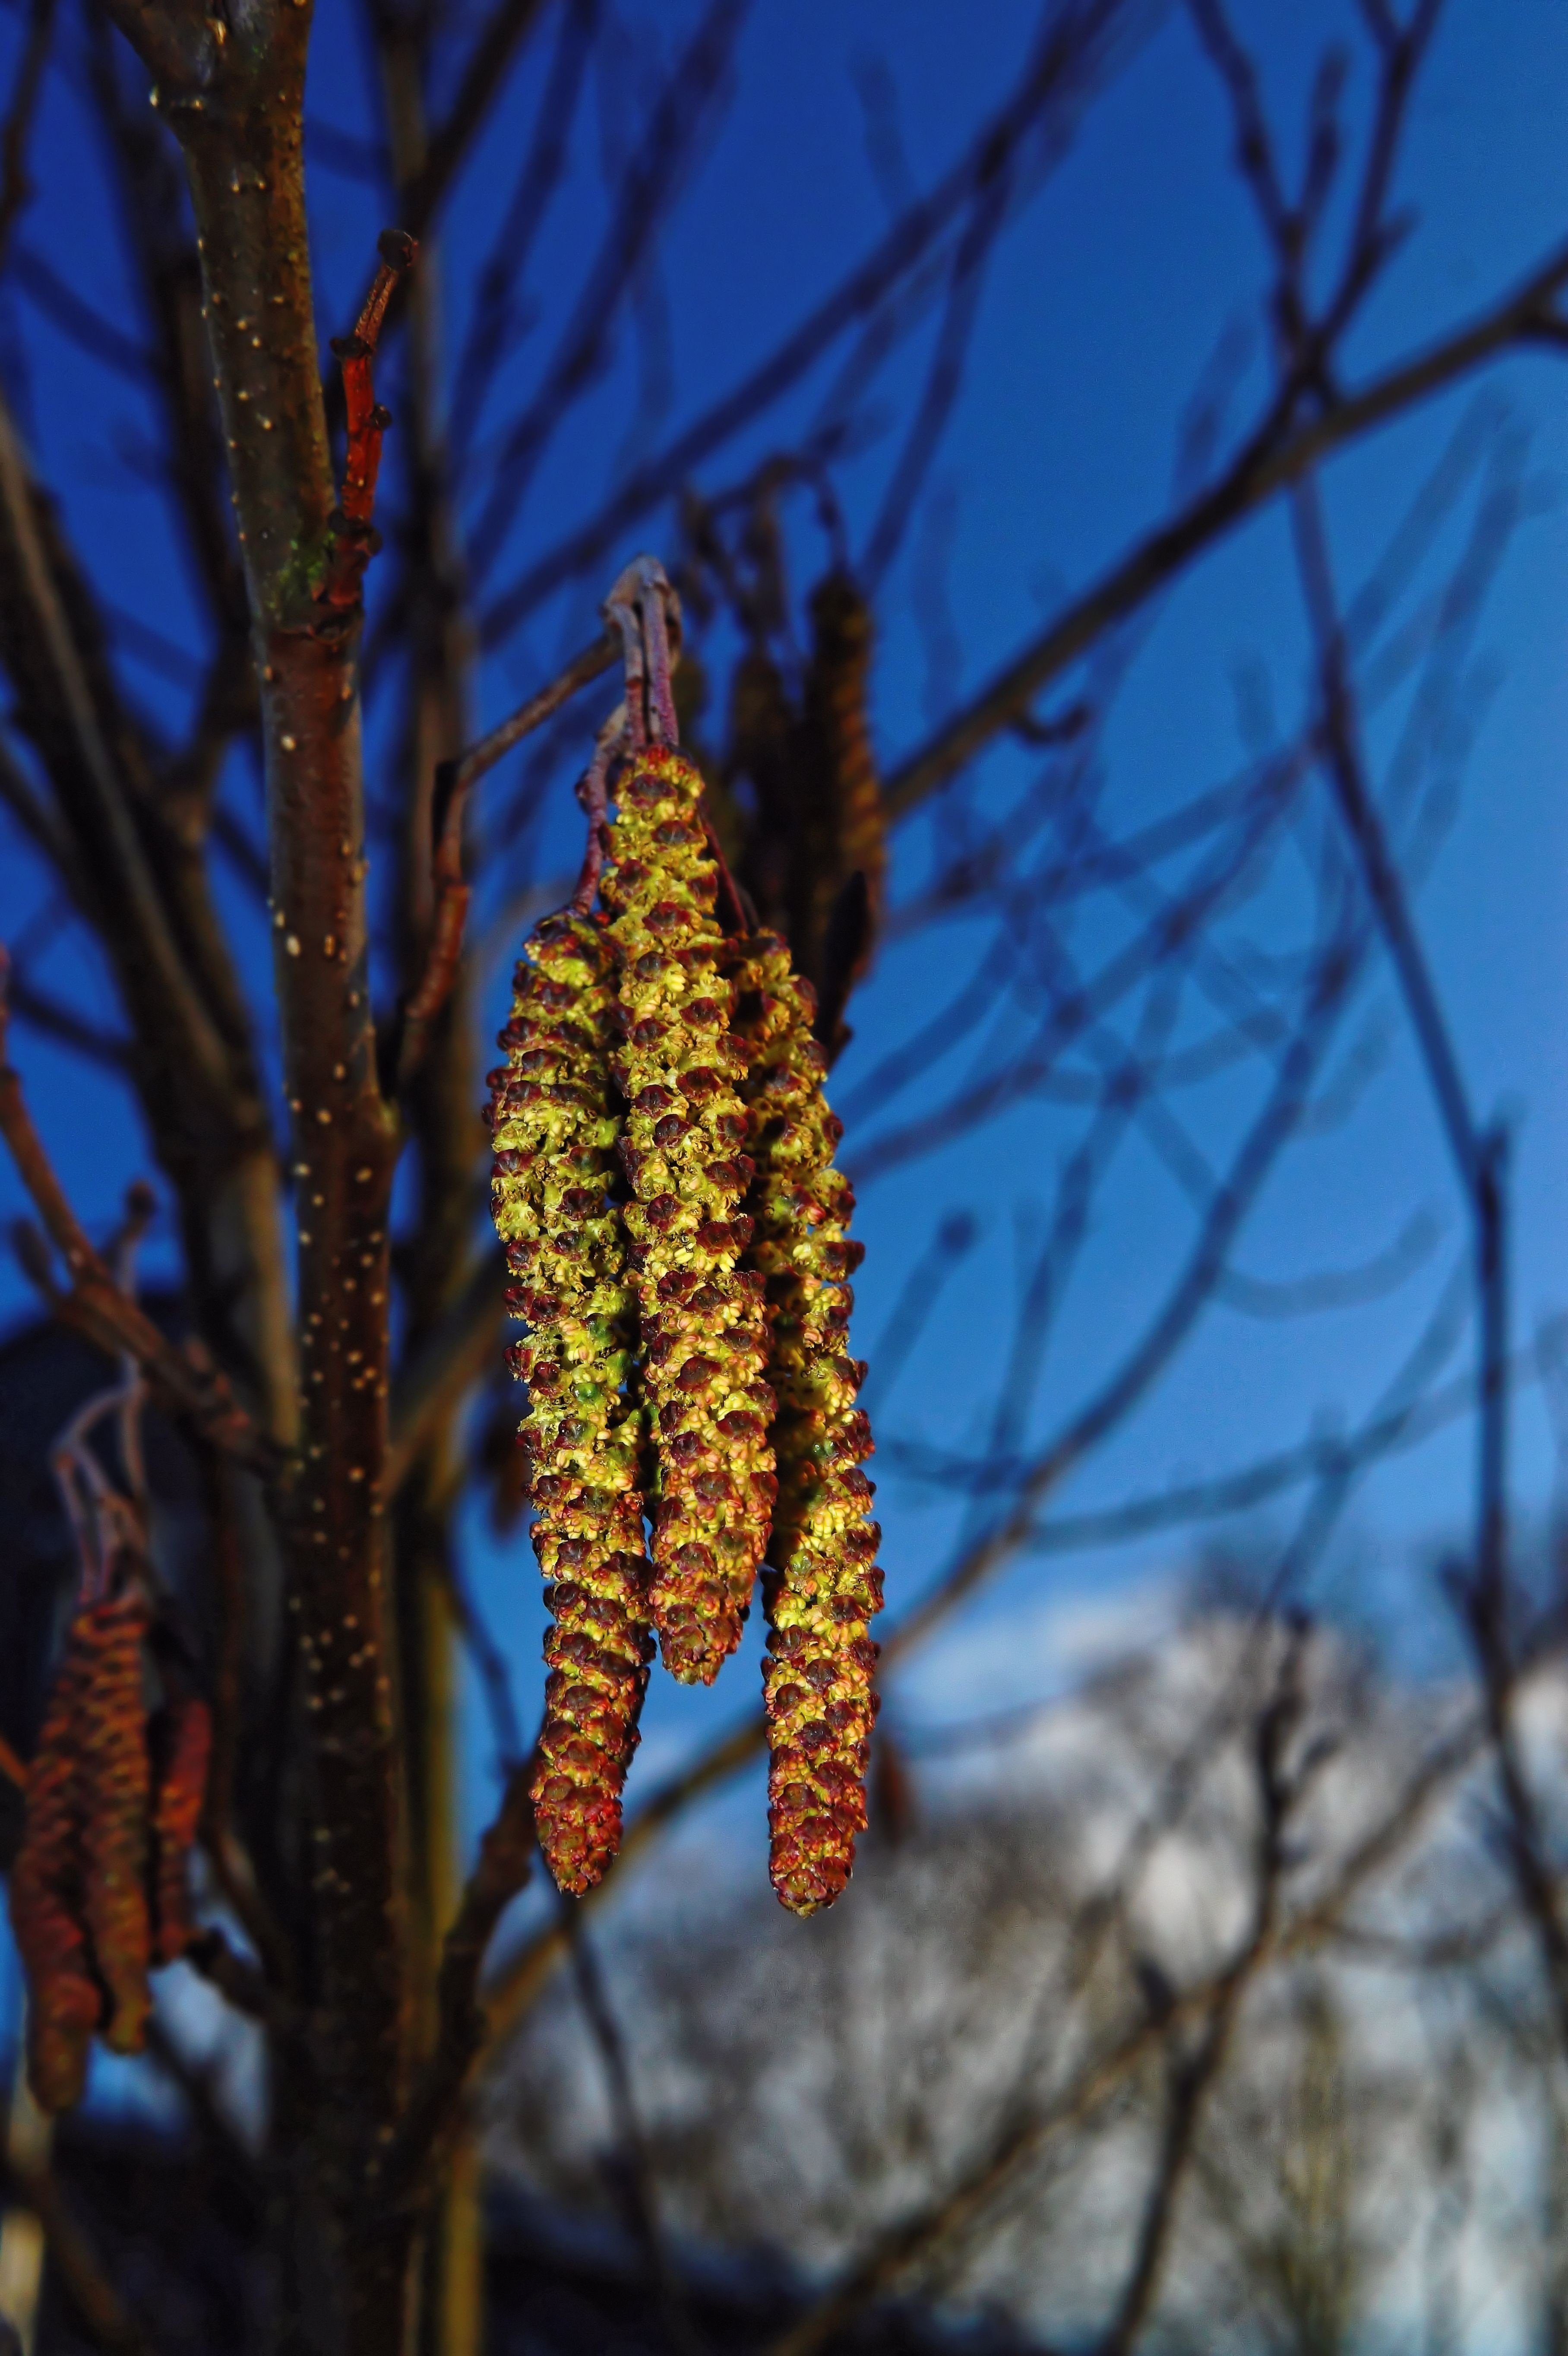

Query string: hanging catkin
[9,1620,103,2112]
[732,931,883,1915]
[77,1590,153,2054]
[490,910,652,1894]
[804,573,884,942]
[149,1695,212,1966]
[603,745,778,1683]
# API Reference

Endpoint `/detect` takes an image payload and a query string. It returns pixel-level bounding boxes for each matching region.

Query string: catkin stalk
[732,932,882,1915]
[602,745,777,1683]
[490,911,651,1894]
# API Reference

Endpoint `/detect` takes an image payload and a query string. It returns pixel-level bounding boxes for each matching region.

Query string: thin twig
[759,1695,1486,2356]
[386,1250,508,1497]
[445,633,619,798]
[479,0,1155,640]
[0,2151,156,2354]
[0,953,278,1478]
[391,633,621,1092]
[374,1753,538,2222]
[1094,1639,1305,2355]
[0,0,57,274]
[317,229,417,617]
[566,1910,705,2356]
[880,231,1568,818]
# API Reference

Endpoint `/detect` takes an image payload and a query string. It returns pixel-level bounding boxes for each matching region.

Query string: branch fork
[316,229,418,621]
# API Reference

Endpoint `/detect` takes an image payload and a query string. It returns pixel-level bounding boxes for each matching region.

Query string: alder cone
[490,910,652,1894]
[77,1591,154,2055]
[731,931,882,1916]
[9,1623,103,2112]
[602,745,777,1685]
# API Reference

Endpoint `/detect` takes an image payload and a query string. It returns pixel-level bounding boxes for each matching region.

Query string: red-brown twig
[316,228,418,617]
[0,2150,155,2356]
[0,950,278,1479]
[445,632,620,798]
[0,0,57,274]
[393,633,621,1092]
[569,707,628,914]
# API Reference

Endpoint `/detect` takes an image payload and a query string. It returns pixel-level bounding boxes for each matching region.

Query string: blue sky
[1,0,1566,1950]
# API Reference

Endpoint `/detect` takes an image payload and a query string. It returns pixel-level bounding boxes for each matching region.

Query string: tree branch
[0,957,279,1475]
[478,0,1151,642]
[0,2150,156,2355]
[131,9,409,2314]
[0,0,57,274]
[760,1696,1488,2356]
[374,1755,537,2223]
[390,630,618,1092]
[881,233,1568,818]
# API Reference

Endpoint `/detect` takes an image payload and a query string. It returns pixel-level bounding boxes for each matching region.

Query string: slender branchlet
[732,931,882,1915]
[489,912,651,1894]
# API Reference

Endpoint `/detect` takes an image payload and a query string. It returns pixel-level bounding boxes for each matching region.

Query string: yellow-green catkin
[731,931,882,1915]
[489,911,651,1894]
[602,745,777,1684]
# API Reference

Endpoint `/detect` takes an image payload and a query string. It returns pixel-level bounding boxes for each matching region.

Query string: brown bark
[95,3,412,2341]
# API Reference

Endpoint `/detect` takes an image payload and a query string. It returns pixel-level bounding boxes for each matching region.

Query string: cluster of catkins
[489,741,882,1915]
[9,1588,211,2110]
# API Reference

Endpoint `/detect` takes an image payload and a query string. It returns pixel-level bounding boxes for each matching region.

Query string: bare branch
[761,1698,1489,2356]
[0,2149,157,2354]
[467,0,756,576]
[0,958,278,1476]
[386,1249,506,1499]
[0,0,56,274]
[882,234,1568,818]
[446,633,619,801]
[375,1756,537,2221]
[479,0,1153,641]
[389,632,619,1092]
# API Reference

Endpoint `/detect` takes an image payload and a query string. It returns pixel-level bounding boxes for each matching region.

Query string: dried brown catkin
[9,1620,103,2111]
[732,931,882,1913]
[489,911,652,1894]
[602,745,778,1684]
[149,1695,212,1966]
[76,1590,154,2055]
